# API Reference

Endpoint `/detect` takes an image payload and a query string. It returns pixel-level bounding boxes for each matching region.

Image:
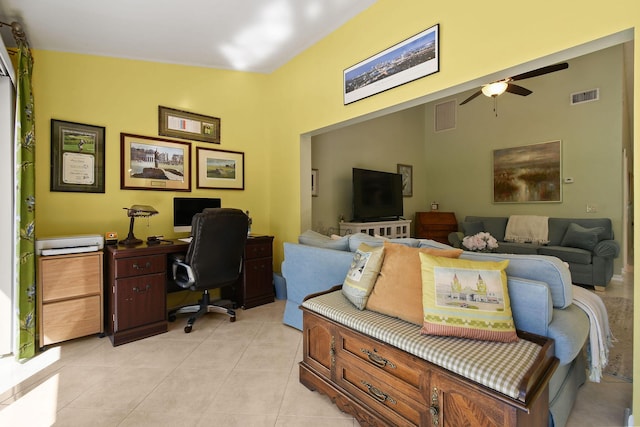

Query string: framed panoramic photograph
[51,119,106,193]
[120,133,191,191]
[397,164,413,197]
[493,140,562,203]
[158,105,221,144]
[311,169,318,197]
[196,147,244,190]
[344,24,439,104]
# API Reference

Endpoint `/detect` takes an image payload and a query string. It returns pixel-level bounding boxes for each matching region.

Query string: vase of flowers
[462,232,499,252]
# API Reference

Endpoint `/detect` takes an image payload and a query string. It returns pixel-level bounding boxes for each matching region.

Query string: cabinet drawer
[335,360,427,426]
[40,254,102,302]
[114,273,166,331]
[114,255,166,278]
[337,328,427,403]
[41,295,102,346]
[245,241,272,260]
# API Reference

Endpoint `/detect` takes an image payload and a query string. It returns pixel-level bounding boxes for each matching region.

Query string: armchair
[168,208,249,333]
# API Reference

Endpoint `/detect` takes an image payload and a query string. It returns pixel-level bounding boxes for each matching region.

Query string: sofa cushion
[419,254,518,342]
[495,241,541,255]
[548,218,613,245]
[462,221,484,236]
[347,232,419,251]
[365,242,463,325]
[465,216,508,241]
[561,223,605,251]
[538,245,592,265]
[342,244,385,309]
[298,230,350,251]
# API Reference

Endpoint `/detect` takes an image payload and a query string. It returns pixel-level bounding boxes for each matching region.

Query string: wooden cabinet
[415,211,457,244]
[38,251,103,347]
[339,219,411,238]
[300,303,555,427]
[104,241,189,346]
[236,235,274,309]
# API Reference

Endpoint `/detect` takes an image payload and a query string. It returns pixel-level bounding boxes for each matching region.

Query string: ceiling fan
[459,62,569,106]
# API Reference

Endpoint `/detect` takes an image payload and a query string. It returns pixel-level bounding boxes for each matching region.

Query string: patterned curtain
[14,39,36,360]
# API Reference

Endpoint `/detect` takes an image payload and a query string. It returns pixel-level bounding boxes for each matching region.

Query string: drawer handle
[133,284,151,293]
[361,381,396,405]
[133,262,152,270]
[361,348,396,369]
[430,387,439,426]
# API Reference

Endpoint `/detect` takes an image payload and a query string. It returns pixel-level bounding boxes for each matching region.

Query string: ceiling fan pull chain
[493,96,498,117]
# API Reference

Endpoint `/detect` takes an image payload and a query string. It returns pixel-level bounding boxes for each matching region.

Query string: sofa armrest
[448,231,463,248]
[508,277,553,336]
[593,239,620,258]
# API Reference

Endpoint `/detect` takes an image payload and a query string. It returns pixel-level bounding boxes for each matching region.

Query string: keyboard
[178,237,192,243]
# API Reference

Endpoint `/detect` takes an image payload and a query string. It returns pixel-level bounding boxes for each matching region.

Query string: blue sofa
[281,231,590,427]
[448,216,620,288]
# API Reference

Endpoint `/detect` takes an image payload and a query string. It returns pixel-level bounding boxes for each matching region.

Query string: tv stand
[339,219,411,239]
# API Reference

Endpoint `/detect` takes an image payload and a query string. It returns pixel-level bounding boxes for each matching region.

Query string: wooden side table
[236,235,274,309]
[415,211,457,244]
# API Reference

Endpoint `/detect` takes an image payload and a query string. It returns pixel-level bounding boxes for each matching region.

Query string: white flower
[462,232,499,252]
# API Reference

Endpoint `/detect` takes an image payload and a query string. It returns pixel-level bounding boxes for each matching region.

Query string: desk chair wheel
[184,325,192,333]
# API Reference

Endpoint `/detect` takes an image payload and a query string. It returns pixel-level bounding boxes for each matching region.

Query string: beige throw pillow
[341,243,385,309]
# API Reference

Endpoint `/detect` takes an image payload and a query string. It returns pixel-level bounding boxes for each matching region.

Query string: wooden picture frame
[493,140,562,203]
[158,105,220,144]
[397,164,413,197]
[196,146,244,190]
[311,169,319,197]
[120,133,191,191]
[51,119,106,193]
[344,24,439,104]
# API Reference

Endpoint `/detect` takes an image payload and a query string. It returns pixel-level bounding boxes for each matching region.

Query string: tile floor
[0,275,634,427]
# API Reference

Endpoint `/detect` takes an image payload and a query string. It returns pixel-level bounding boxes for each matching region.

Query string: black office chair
[168,208,249,333]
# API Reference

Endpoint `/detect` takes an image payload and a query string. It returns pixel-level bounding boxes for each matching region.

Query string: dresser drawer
[114,254,166,278]
[245,240,272,260]
[41,295,102,346]
[336,327,427,402]
[113,273,166,331]
[40,253,102,302]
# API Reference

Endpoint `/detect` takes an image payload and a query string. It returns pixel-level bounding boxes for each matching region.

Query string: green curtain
[15,43,36,360]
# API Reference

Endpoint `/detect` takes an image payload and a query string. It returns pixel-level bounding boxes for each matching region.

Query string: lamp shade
[482,81,508,97]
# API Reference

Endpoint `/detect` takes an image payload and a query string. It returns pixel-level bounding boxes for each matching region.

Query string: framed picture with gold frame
[158,106,220,144]
[120,133,191,191]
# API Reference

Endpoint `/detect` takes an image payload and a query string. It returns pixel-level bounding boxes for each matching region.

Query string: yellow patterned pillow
[419,253,518,342]
[342,243,385,309]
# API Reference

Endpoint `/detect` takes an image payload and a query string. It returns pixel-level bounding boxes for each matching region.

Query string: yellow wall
[32,0,639,412]
[34,51,271,240]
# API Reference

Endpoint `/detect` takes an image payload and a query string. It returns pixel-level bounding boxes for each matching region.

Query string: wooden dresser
[414,211,457,244]
[236,235,274,309]
[38,251,103,348]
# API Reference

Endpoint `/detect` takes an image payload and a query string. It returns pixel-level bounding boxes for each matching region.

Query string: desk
[104,235,274,346]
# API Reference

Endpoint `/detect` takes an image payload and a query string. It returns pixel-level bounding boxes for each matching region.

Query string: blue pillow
[561,223,604,251]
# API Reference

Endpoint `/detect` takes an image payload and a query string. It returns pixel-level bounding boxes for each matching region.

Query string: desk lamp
[119,205,158,245]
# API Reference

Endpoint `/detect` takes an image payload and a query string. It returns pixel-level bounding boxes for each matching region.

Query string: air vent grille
[570,88,599,105]
[435,100,456,132]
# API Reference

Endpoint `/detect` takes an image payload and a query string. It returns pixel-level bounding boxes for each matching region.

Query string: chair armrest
[172,260,196,288]
[593,239,620,258]
[448,231,463,248]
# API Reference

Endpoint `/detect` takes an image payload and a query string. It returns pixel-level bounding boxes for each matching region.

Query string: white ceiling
[0,0,376,73]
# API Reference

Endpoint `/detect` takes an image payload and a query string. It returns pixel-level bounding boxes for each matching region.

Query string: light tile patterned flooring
[0,274,633,426]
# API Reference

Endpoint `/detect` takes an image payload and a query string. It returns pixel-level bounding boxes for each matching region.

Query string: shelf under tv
[339,219,411,238]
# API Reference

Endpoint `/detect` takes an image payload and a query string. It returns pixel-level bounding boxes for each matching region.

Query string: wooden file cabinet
[236,235,274,309]
[415,211,458,244]
[38,251,103,347]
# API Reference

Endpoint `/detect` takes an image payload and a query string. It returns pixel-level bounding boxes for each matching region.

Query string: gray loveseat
[448,216,620,288]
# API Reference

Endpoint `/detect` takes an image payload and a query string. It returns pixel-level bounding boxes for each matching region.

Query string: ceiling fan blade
[505,84,532,96]
[510,63,568,81]
[459,90,482,105]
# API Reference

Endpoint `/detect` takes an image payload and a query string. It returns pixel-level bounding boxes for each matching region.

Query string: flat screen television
[173,197,221,233]
[352,168,403,222]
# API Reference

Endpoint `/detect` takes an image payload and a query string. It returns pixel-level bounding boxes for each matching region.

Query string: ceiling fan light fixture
[482,81,509,97]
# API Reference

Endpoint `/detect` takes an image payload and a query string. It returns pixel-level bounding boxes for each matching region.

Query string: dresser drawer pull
[133,284,151,293]
[133,262,152,270]
[361,381,396,405]
[361,348,396,369]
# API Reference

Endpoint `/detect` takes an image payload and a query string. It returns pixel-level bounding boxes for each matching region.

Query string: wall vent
[435,100,456,132]
[570,88,599,105]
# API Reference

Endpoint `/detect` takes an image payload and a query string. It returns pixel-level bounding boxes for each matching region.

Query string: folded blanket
[571,285,613,382]
[504,215,549,245]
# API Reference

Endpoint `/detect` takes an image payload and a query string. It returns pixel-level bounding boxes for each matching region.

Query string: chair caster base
[184,325,193,333]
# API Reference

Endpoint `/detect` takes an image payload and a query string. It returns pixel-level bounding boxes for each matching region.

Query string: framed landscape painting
[493,140,561,203]
[196,147,244,189]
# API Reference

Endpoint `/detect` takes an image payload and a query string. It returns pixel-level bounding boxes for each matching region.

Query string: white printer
[35,234,104,256]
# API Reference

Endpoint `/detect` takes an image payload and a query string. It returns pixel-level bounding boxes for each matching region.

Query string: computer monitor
[173,197,221,233]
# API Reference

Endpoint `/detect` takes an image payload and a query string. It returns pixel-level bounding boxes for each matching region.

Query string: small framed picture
[51,119,105,193]
[196,146,244,190]
[311,169,319,197]
[159,106,221,144]
[397,164,412,197]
